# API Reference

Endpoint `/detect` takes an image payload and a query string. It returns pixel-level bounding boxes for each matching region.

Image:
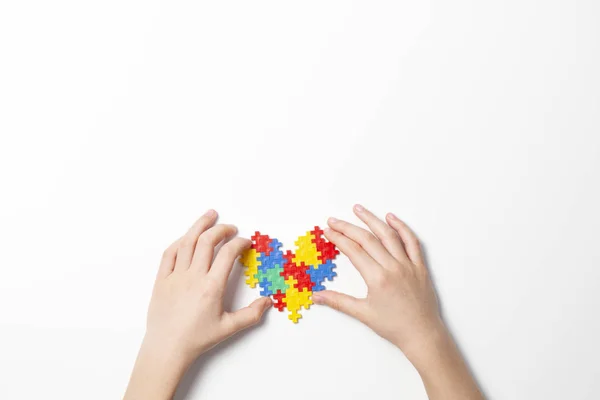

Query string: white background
[1,1,599,399]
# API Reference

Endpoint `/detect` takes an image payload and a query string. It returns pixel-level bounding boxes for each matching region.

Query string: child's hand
[313,205,444,364]
[124,210,272,400]
[144,210,271,360]
[314,205,483,399]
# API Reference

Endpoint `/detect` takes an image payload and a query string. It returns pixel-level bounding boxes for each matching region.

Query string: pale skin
[124,206,484,400]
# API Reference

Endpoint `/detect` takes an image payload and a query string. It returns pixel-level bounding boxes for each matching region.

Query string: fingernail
[324,227,332,235]
[204,209,216,217]
[387,212,398,220]
[354,204,365,213]
[312,293,324,304]
[328,217,338,224]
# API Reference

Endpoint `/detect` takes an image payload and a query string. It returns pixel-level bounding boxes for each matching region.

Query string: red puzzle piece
[293,262,314,291]
[251,231,272,255]
[273,289,286,312]
[311,226,339,264]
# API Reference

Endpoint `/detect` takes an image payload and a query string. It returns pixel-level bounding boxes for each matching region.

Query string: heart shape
[240,226,339,323]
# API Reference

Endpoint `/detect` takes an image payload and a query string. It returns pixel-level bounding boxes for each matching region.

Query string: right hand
[312,204,446,364]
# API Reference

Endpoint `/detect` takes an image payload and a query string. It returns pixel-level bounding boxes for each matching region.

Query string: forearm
[406,325,484,400]
[124,338,192,400]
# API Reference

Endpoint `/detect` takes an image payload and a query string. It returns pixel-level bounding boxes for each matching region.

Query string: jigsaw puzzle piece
[294,262,315,292]
[317,241,339,264]
[283,277,303,323]
[258,277,273,297]
[298,288,313,310]
[273,289,286,312]
[257,253,273,274]
[281,255,300,280]
[251,232,272,255]
[288,311,301,323]
[293,232,322,268]
[266,264,288,293]
[307,264,326,292]
[240,248,261,288]
[269,238,284,256]
[318,259,337,281]
[310,226,339,265]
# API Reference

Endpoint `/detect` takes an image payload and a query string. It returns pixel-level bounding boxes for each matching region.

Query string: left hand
[124,210,272,400]
[143,209,272,361]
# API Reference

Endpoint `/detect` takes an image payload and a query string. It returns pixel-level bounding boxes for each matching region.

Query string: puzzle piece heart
[240,226,339,323]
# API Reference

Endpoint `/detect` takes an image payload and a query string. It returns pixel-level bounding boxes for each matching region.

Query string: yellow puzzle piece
[283,277,302,323]
[240,248,260,288]
[282,277,314,323]
[293,231,322,269]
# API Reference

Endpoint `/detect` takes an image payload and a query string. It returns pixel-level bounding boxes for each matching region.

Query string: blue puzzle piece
[307,265,326,292]
[258,240,285,275]
[268,252,284,265]
[258,277,273,296]
[269,239,283,254]
[307,260,337,291]
[268,241,284,263]
[258,254,273,274]
[319,259,337,281]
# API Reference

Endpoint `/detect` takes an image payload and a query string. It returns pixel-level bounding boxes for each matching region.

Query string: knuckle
[196,234,213,248]
[395,268,407,281]
[357,230,371,242]
[162,247,175,259]
[347,240,362,254]
[250,311,261,325]
[417,263,429,278]
[381,227,399,241]
[371,271,388,289]
[365,233,380,246]
[329,298,341,311]
[180,237,195,248]
[220,242,238,258]
[203,279,220,295]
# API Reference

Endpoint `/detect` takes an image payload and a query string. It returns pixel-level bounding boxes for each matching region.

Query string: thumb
[312,290,366,321]
[226,296,272,333]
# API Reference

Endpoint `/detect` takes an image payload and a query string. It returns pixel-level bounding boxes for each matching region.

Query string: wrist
[398,322,484,399]
[139,333,196,371]
[124,336,195,400]
[395,319,454,372]
[400,322,470,384]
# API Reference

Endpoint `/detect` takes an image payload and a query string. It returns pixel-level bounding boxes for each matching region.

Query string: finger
[324,227,381,282]
[312,290,367,322]
[328,217,398,267]
[174,210,218,272]
[385,213,425,266]
[209,237,252,285]
[353,204,410,263]
[157,237,182,278]
[189,224,238,273]
[224,296,272,334]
